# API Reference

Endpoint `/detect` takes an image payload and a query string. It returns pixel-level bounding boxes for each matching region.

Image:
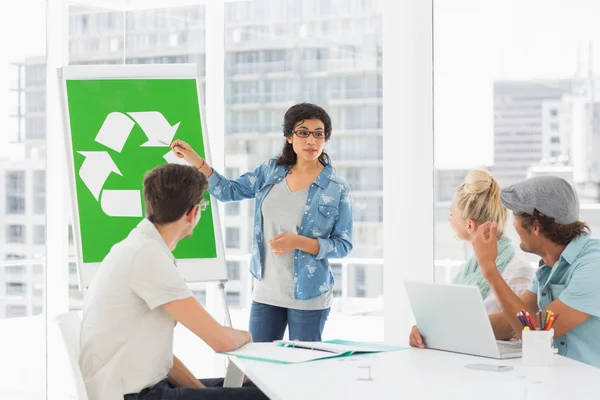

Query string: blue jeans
[249,301,330,342]
[123,378,267,400]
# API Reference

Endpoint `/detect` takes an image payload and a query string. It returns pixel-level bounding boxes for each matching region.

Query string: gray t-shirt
[79,219,193,400]
[253,178,333,310]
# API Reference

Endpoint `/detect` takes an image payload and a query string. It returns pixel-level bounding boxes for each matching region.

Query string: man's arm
[486,273,540,338]
[489,290,539,339]
[474,222,592,338]
[163,297,252,353]
[168,355,205,388]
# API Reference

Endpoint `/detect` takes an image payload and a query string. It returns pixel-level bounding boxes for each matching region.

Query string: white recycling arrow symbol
[77,111,190,217]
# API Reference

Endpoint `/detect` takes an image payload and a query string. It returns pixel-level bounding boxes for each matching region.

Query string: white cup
[522,328,555,366]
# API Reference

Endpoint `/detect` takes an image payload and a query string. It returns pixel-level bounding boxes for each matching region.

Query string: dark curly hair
[276,103,332,166]
[518,209,590,246]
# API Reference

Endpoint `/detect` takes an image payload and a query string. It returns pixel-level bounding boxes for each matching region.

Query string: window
[225,228,241,249]
[6,282,26,296]
[5,265,26,275]
[331,263,342,298]
[25,64,46,87]
[26,91,46,113]
[33,264,43,274]
[6,171,25,214]
[229,81,259,103]
[227,261,241,280]
[25,116,46,139]
[69,284,83,300]
[226,291,241,308]
[33,284,43,297]
[33,225,45,245]
[68,224,74,245]
[550,108,558,117]
[6,305,27,318]
[69,262,77,275]
[192,290,206,306]
[354,266,366,297]
[33,170,46,214]
[5,254,26,276]
[33,306,43,315]
[550,136,560,144]
[225,202,240,216]
[6,225,26,244]
[353,197,383,222]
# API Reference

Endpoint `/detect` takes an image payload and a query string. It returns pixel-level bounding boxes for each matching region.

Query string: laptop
[404,281,522,359]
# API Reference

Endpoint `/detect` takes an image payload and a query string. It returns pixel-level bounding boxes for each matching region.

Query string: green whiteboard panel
[60,65,225,286]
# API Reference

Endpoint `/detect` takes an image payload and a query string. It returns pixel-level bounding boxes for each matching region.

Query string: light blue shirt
[528,234,600,368]
[207,159,353,300]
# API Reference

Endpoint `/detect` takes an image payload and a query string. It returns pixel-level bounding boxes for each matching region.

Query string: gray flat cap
[500,176,580,224]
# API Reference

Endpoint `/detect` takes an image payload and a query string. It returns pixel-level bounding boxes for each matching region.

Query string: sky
[2,0,600,165]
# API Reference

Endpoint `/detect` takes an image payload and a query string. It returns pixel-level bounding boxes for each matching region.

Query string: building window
[354,266,366,297]
[6,225,26,244]
[33,170,45,214]
[6,282,26,296]
[6,305,27,318]
[550,123,559,131]
[33,284,43,297]
[226,291,241,308]
[25,116,46,140]
[550,136,560,144]
[5,265,26,275]
[227,261,241,280]
[68,224,75,245]
[33,225,45,245]
[6,171,25,214]
[69,284,83,300]
[33,306,43,315]
[225,202,240,216]
[192,290,206,306]
[550,108,558,117]
[226,228,240,249]
[331,263,342,298]
[69,262,77,275]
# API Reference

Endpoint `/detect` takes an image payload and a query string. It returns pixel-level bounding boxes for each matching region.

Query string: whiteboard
[58,64,227,287]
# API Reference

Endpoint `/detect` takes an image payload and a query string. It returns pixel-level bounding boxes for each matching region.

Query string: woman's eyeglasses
[292,130,326,139]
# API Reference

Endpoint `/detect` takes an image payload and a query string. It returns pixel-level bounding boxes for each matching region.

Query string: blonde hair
[455,169,507,236]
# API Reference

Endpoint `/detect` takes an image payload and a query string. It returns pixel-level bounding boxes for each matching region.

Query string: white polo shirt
[79,219,193,400]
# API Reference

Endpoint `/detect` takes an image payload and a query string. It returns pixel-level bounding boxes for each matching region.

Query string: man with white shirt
[79,164,268,400]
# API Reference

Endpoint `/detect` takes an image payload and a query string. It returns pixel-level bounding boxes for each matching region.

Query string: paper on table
[274,339,407,354]
[222,343,347,364]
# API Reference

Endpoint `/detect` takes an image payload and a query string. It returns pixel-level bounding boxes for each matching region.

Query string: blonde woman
[410,170,534,348]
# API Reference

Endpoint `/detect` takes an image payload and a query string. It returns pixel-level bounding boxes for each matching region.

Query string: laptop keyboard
[497,340,522,355]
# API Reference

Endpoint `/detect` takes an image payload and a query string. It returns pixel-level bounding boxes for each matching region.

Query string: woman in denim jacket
[171,103,353,342]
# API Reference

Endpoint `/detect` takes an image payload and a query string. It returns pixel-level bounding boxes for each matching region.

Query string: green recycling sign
[65,78,217,263]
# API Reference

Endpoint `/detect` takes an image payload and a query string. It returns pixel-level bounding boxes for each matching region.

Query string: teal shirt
[528,234,600,368]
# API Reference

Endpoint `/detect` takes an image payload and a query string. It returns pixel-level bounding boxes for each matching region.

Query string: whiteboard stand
[219,280,245,388]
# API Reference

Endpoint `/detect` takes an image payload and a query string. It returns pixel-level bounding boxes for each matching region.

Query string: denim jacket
[207,159,353,300]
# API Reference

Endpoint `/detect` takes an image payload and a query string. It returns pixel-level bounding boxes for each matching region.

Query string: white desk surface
[229,348,598,400]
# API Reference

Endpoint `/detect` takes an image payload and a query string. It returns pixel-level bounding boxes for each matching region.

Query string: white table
[229,348,599,399]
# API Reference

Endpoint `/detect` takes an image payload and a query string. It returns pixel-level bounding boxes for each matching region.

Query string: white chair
[56,311,89,400]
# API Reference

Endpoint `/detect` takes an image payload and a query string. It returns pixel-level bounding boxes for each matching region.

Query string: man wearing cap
[472,176,600,368]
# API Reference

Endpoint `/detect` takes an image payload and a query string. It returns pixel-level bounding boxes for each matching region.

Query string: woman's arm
[269,184,354,258]
[172,139,270,202]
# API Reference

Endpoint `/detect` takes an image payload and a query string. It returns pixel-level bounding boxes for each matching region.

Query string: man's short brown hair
[143,164,208,225]
[517,209,590,246]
